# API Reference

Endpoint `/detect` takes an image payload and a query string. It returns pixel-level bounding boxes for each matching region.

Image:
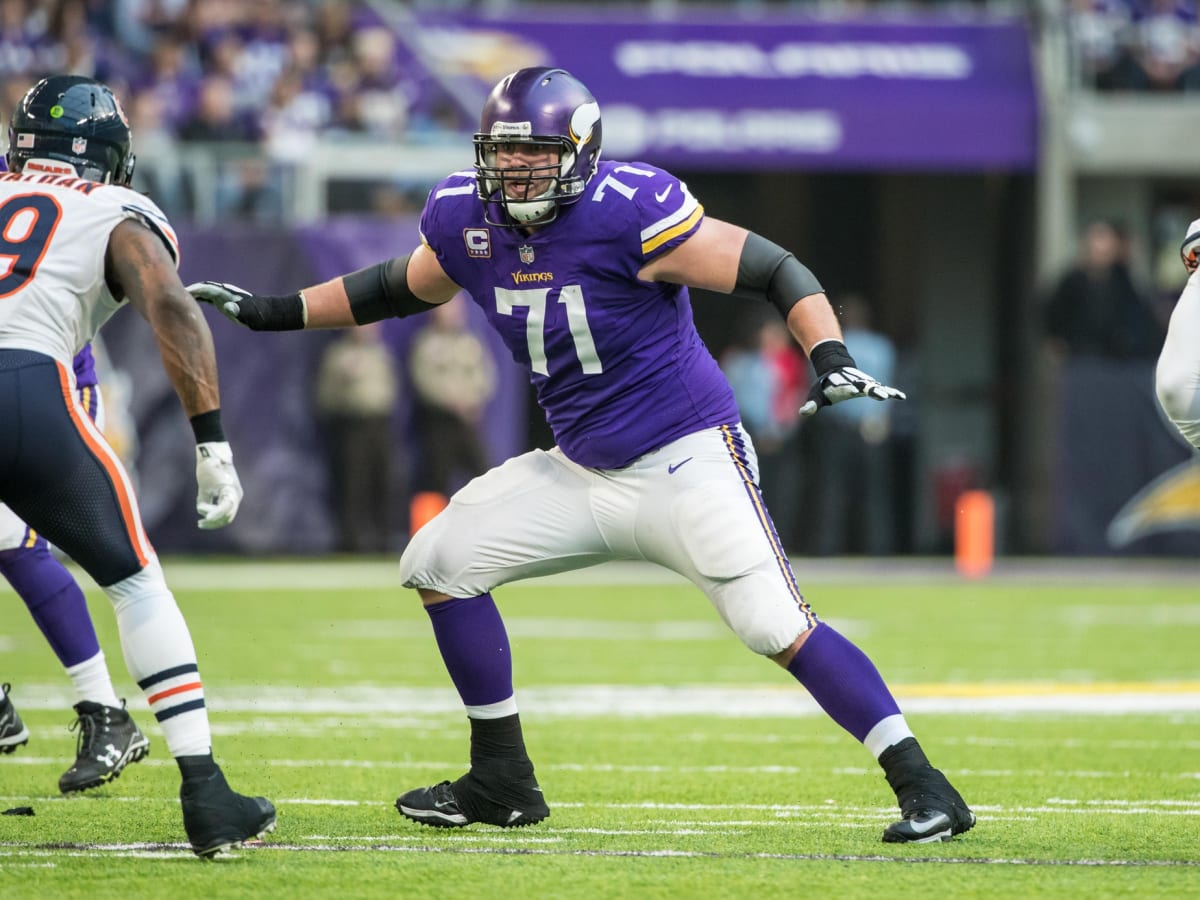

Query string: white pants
[400,424,817,656]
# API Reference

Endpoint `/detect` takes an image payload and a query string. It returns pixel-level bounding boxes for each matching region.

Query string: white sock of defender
[65,650,121,707]
[103,558,211,757]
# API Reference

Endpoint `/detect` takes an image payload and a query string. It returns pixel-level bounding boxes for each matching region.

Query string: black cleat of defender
[181,769,277,858]
[396,774,549,829]
[0,684,30,754]
[59,700,151,793]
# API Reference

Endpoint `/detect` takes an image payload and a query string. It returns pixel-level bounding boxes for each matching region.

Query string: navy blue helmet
[7,75,136,186]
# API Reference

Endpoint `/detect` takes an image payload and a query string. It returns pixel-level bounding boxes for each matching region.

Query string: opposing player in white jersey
[0,343,152,794]
[1157,221,1200,448]
[192,67,974,844]
[0,74,273,857]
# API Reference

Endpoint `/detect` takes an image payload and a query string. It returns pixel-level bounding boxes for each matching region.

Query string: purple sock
[426,594,513,707]
[0,543,100,668]
[786,623,901,742]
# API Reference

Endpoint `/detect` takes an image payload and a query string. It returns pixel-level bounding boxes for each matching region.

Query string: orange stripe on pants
[55,361,152,568]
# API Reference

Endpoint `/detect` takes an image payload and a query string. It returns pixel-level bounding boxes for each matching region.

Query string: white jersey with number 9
[0,171,178,375]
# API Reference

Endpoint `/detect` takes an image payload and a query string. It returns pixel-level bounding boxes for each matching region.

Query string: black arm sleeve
[342,253,438,324]
[733,231,824,319]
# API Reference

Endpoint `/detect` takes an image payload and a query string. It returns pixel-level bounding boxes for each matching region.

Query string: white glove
[800,366,907,417]
[187,281,253,326]
[1181,218,1200,274]
[195,441,243,529]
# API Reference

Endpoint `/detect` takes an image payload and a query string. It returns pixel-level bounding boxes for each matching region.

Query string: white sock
[103,558,211,757]
[65,651,121,707]
[465,697,519,719]
[863,714,915,759]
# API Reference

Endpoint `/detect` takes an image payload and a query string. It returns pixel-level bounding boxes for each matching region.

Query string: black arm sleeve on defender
[733,231,824,319]
[343,253,436,325]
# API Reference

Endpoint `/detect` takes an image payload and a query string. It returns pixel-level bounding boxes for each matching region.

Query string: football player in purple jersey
[1,344,151,794]
[191,66,975,844]
[1157,219,1200,448]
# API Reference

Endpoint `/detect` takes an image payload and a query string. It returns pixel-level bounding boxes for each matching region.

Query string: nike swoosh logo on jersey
[667,457,693,474]
[655,185,673,203]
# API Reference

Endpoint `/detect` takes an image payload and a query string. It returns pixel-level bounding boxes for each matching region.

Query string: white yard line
[9,682,1200,716]
[1,842,1197,867]
[1,557,1194,595]
[3,794,1197,816]
[12,757,1197,782]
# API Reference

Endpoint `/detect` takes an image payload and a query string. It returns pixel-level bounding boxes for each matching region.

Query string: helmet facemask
[473,68,602,228]
[474,134,581,226]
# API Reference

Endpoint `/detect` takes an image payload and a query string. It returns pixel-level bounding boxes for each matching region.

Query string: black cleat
[181,769,276,858]
[881,737,975,844]
[0,683,30,754]
[882,771,975,843]
[883,804,976,843]
[396,771,549,829]
[59,700,150,793]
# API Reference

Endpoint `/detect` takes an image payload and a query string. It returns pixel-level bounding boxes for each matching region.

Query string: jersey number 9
[0,194,63,299]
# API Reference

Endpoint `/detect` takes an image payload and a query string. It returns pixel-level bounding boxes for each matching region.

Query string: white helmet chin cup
[506,194,556,224]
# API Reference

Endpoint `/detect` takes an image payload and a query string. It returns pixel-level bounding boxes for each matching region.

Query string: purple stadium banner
[415,11,1037,170]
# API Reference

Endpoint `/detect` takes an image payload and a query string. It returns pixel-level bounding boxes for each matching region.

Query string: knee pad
[399,513,464,593]
[102,558,175,623]
[714,570,815,657]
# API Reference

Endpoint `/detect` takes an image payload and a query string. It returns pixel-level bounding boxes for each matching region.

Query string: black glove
[187,281,306,331]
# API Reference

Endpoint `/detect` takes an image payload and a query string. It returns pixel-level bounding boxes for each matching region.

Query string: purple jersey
[419,160,740,469]
[73,343,98,388]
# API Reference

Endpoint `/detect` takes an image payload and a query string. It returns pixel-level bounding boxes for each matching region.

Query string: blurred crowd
[0,0,467,217]
[1067,0,1200,90]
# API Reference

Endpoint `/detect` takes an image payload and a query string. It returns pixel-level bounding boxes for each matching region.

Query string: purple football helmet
[473,67,602,227]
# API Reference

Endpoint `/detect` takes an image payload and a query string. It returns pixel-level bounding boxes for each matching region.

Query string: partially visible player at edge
[1157,221,1200,449]
[0,74,274,857]
[1,344,151,795]
[193,66,975,844]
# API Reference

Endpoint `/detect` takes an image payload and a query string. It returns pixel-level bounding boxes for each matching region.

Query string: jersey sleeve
[630,167,705,263]
[418,171,476,279]
[108,188,180,268]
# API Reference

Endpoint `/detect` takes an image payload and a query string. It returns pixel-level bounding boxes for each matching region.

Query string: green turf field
[2,559,1197,898]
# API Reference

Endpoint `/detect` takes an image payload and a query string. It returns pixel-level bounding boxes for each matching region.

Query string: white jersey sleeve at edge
[108,187,180,268]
